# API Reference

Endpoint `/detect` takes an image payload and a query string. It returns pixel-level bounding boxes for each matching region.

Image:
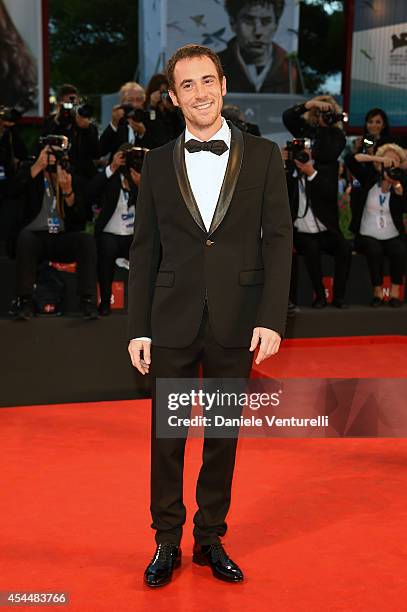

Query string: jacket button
[206,239,214,246]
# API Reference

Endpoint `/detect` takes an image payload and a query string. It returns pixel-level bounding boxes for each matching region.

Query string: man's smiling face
[169,55,226,133]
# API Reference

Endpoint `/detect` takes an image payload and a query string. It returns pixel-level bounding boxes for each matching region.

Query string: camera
[286,138,312,164]
[0,106,22,123]
[123,147,149,173]
[39,134,70,172]
[384,166,405,182]
[119,104,148,124]
[160,90,169,102]
[319,110,348,126]
[361,135,376,153]
[58,96,94,126]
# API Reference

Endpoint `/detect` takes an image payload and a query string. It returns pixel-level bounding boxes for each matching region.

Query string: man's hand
[128,339,151,375]
[304,99,332,112]
[294,149,315,176]
[111,105,125,129]
[130,167,141,186]
[250,327,281,365]
[30,146,50,178]
[57,166,72,193]
[128,118,146,137]
[110,150,125,173]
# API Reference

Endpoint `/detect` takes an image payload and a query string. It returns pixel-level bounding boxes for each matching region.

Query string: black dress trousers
[149,305,253,546]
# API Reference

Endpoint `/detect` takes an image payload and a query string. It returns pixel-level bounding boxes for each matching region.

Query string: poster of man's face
[0,0,44,117]
[229,1,279,66]
[165,0,300,94]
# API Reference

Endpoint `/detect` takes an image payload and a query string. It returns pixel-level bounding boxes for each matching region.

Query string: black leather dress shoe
[98,302,111,316]
[144,543,181,588]
[193,542,243,583]
[388,297,402,308]
[332,298,350,309]
[370,296,384,307]
[312,297,327,309]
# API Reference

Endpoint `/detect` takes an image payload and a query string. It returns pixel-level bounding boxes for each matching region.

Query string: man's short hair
[119,81,145,102]
[224,0,285,22]
[57,83,78,101]
[166,45,224,92]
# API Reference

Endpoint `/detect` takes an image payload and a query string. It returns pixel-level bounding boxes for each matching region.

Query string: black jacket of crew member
[345,153,407,235]
[88,169,138,234]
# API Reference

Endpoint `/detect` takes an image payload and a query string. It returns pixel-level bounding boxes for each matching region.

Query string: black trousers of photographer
[96,232,132,307]
[355,234,406,286]
[294,230,352,301]
[15,229,97,298]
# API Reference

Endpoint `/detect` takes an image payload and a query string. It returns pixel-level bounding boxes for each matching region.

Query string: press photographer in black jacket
[283,97,350,307]
[10,139,97,320]
[89,143,142,315]
[42,84,100,180]
[100,82,162,159]
[345,143,407,307]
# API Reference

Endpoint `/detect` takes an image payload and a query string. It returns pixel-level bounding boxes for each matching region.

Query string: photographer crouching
[282,96,352,308]
[88,143,145,316]
[42,84,100,179]
[11,135,98,320]
[345,143,407,307]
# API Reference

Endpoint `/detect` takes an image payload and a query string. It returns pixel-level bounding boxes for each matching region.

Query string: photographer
[42,84,100,179]
[100,82,158,159]
[143,73,184,146]
[283,96,346,185]
[283,142,351,308]
[345,144,407,307]
[10,137,98,320]
[222,104,261,136]
[88,143,143,315]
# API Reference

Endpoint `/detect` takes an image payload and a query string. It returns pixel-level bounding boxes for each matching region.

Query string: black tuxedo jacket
[88,170,138,235]
[127,122,293,348]
[286,170,341,233]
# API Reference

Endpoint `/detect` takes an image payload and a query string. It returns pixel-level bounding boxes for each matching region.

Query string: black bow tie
[184,139,229,156]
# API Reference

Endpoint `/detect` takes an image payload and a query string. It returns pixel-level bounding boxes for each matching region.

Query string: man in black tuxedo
[127,44,292,587]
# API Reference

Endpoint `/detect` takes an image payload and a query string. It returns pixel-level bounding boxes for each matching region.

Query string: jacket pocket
[239,269,264,286]
[155,271,175,287]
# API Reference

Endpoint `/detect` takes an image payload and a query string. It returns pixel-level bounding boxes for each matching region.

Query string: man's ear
[221,76,227,97]
[168,89,179,107]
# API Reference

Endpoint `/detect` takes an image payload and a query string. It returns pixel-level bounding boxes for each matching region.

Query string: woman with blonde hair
[345,143,407,307]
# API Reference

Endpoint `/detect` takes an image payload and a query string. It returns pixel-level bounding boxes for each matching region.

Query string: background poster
[347,0,407,128]
[1,0,45,117]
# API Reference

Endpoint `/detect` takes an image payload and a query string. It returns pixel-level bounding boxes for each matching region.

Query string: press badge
[47,197,62,234]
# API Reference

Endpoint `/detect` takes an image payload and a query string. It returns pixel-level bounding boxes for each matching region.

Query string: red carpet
[1,337,407,611]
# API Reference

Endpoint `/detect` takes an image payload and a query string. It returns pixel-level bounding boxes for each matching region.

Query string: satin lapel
[173,132,206,233]
[208,121,244,236]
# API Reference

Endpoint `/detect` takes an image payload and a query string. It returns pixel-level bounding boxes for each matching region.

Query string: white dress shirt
[360,183,399,240]
[103,167,135,235]
[184,118,231,230]
[134,119,231,342]
[294,171,327,234]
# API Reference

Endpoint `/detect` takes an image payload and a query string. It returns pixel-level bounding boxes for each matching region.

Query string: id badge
[47,216,62,234]
[377,214,386,230]
[0,165,6,181]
